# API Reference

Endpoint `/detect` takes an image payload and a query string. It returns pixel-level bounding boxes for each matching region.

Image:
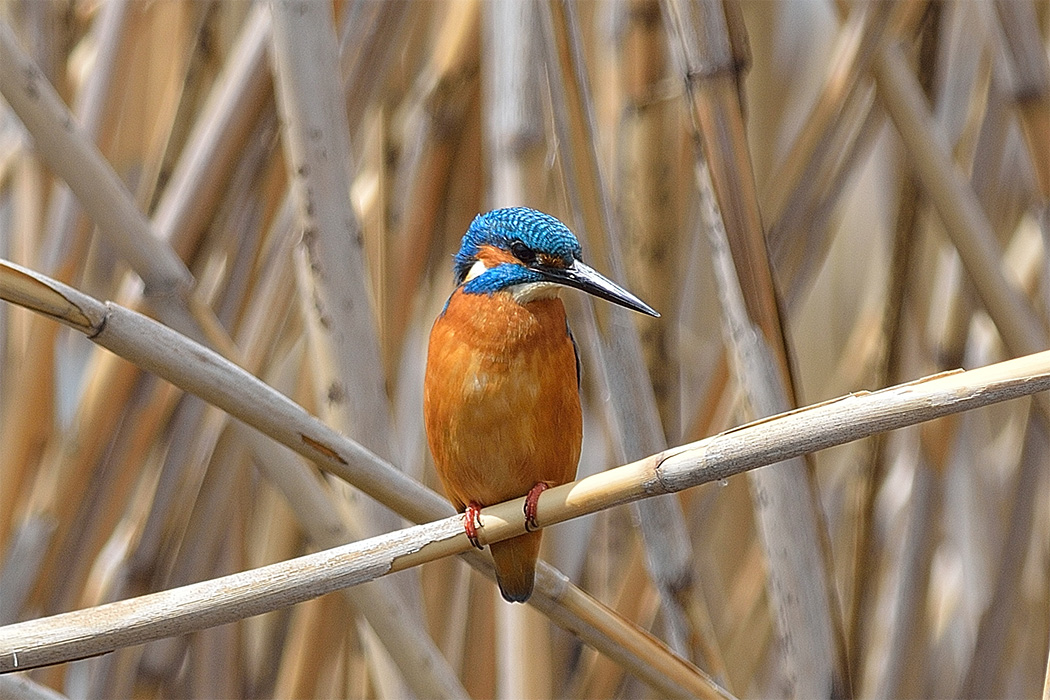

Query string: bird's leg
[463,501,485,550]
[524,482,552,532]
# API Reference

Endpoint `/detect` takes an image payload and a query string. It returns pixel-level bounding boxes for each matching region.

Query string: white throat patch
[509,281,560,304]
[464,259,488,282]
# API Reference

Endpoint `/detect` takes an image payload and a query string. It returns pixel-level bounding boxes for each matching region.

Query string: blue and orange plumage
[424,208,658,602]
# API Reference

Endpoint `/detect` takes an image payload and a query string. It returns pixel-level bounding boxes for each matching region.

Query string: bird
[423,207,658,603]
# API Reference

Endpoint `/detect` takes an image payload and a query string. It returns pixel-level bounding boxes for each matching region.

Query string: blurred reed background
[0,0,1048,698]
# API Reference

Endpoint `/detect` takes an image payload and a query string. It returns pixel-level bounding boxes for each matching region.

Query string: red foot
[464,502,484,550]
[524,482,551,532]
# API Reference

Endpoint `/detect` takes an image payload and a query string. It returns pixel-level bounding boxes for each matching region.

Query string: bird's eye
[510,240,536,264]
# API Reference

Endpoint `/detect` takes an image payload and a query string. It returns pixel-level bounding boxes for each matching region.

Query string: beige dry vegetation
[0,1,1048,698]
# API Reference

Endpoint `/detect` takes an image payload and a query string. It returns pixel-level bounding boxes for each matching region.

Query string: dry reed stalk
[846,132,923,684]
[0,674,67,700]
[544,0,700,659]
[564,537,650,697]
[662,0,845,694]
[38,0,130,277]
[288,254,469,696]
[207,62,468,691]
[23,101,272,625]
[845,6,943,682]
[958,408,1046,697]
[762,2,904,256]
[0,315,53,550]
[269,0,394,464]
[15,344,146,612]
[612,0,686,434]
[0,0,135,553]
[266,4,464,682]
[151,2,273,253]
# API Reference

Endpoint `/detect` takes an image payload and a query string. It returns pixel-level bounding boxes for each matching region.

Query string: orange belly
[423,290,582,601]
[424,290,582,509]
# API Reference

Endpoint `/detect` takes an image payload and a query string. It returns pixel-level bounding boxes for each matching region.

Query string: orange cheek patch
[476,245,518,267]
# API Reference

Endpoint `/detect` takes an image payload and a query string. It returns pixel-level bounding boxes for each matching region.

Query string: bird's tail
[490,531,542,603]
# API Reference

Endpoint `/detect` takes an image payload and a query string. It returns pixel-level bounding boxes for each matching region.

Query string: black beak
[537,259,660,317]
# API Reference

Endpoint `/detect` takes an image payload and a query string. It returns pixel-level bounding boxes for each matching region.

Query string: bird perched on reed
[424,207,658,602]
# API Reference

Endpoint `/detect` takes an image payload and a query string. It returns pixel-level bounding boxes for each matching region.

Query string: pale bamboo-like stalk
[613,0,685,439]
[201,39,468,688]
[662,0,845,694]
[134,424,250,677]
[37,0,131,274]
[4,6,1048,696]
[234,421,467,700]
[10,329,147,612]
[0,260,713,699]
[267,5,434,681]
[1,17,283,625]
[846,124,923,680]
[21,118,270,627]
[0,13,249,378]
[336,0,423,382]
[114,3,199,218]
[289,249,465,698]
[0,314,54,551]
[909,13,1049,691]
[0,1,129,551]
[1044,621,1050,700]
[337,0,415,132]
[872,429,940,698]
[765,1,929,309]
[696,155,840,697]
[273,591,350,699]
[269,0,395,466]
[45,132,274,643]
[543,0,698,657]
[2,327,1048,690]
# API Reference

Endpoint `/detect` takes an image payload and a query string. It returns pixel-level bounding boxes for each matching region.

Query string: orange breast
[423,289,582,511]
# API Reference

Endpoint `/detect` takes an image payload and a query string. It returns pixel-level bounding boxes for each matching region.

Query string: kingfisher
[424,207,658,603]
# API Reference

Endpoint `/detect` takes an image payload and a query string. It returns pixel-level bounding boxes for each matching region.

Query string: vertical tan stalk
[268,0,394,465]
[268,3,467,698]
[615,0,685,435]
[662,0,846,696]
[543,0,700,659]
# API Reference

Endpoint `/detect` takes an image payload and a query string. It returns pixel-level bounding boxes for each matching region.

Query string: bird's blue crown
[453,208,582,295]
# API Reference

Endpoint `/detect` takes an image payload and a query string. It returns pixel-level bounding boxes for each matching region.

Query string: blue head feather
[453,207,582,295]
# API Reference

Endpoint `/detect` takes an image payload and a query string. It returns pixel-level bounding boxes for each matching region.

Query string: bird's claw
[464,502,484,550]
[524,482,551,532]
